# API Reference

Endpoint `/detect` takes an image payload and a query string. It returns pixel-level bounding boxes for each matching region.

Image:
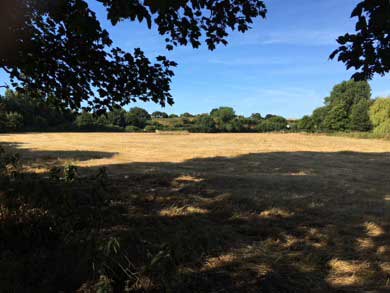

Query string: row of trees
[0,89,290,133]
[61,106,290,133]
[2,81,389,135]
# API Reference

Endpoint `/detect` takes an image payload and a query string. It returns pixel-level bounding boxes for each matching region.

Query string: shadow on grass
[1,145,390,292]
[1,141,118,170]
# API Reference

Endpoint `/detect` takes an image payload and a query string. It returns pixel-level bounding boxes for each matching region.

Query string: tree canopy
[331,0,390,80]
[298,80,373,132]
[0,0,388,113]
[0,0,267,112]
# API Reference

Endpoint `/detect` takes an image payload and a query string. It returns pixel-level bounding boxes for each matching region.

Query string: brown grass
[1,132,390,291]
[2,132,390,172]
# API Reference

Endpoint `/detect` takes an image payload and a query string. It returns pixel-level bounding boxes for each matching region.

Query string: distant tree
[96,115,110,127]
[75,111,96,128]
[250,113,263,121]
[107,108,127,128]
[297,115,314,131]
[310,106,329,130]
[323,102,350,131]
[192,114,216,133]
[369,97,390,135]
[4,112,23,131]
[151,111,168,119]
[210,107,236,130]
[325,80,371,111]
[350,99,372,131]
[256,116,287,132]
[264,114,277,120]
[180,112,194,118]
[168,114,179,118]
[226,117,252,132]
[329,80,371,131]
[126,107,151,129]
[0,89,75,130]
[331,0,390,80]
[307,80,372,132]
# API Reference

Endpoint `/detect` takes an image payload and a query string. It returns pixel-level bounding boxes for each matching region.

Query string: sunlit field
[1,132,390,291]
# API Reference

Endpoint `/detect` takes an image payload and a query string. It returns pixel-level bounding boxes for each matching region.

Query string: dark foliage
[151,111,168,119]
[331,0,390,80]
[0,0,267,112]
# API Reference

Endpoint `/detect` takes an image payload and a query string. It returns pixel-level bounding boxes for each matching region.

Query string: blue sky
[1,0,389,118]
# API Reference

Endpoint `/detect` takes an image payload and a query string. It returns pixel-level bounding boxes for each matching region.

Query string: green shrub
[144,125,157,132]
[125,125,140,132]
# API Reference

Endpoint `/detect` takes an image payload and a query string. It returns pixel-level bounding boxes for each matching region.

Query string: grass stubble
[0,133,389,292]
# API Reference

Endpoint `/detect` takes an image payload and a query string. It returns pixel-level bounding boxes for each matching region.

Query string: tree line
[0,89,291,133]
[1,80,389,135]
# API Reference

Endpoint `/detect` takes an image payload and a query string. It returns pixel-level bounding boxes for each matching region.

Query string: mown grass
[1,133,390,292]
[325,131,390,140]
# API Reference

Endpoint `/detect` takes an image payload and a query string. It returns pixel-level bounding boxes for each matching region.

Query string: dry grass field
[1,132,390,292]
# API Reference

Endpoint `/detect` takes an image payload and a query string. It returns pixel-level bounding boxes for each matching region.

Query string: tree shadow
[0,141,118,170]
[1,145,390,292]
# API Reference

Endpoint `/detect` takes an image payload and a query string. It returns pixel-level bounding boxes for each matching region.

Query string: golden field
[1,132,390,291]
[3,132,390,172]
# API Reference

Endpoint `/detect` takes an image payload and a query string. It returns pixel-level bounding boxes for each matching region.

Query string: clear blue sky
[1,0,389,118]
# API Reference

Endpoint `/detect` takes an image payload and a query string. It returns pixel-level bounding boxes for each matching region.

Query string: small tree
[125,107,151,129]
